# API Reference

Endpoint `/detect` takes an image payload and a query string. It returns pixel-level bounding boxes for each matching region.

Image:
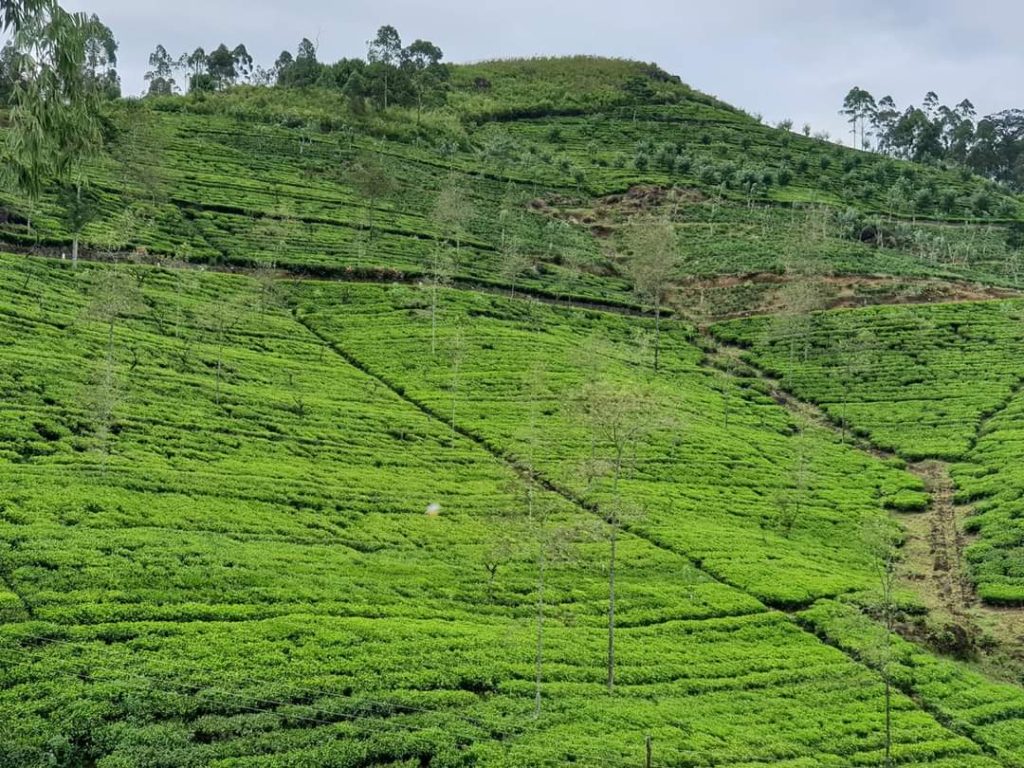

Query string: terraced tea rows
[712,301,1024,460]
[295,281,928,606]
[1,255,1019,766]
[3,60,1024,309]
[712,300,1024,604]
[953,385,1024,605]
[802,600,1024,766]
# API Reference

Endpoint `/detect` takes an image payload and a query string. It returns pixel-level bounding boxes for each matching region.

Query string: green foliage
[801,600,1024,765]
[1,53,1024,765]
[713,302,1024,460]
[1,54,1022,302]
[848,87,1024,192]
[299,283,925,606]
[4,2,108,200]
[0,256,1014,766]
[714,300,1024,604]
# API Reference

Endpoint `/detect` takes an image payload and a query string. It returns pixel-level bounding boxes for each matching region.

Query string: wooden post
[645,734,652,768]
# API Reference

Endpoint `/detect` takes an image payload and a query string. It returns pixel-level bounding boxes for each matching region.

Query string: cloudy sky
[66,0,1024,141]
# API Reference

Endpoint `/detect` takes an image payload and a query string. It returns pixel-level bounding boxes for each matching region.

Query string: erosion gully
[705,334,1024,681]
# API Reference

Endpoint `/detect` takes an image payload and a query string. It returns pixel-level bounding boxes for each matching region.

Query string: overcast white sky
[65,0,1024,142]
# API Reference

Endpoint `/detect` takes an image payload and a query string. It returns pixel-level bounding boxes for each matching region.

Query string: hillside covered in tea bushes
[3,57,1024,307]
[3,54,1024,767]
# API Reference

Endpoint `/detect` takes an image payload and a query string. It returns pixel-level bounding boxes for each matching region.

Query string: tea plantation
[0,254,1021,765]
[3,59,1024,305]
[295,282,926,606]
[3,53,1024,767]
[713,300,1024,606]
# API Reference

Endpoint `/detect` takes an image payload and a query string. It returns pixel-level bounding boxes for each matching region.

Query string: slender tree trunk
[431,278,438,357]
[607,518,616,695]
[99,313,118,475]
[653,298,661,374]
[450,357,459,447]
[884,674,892,768]
[107,318,115,366]
[72,183,82,268]
[367,195,376,249]
[884,573,893,768]
[607,452,623,696]
[215,335,224,405]
[534,540,545,718]
[842,382,849,443]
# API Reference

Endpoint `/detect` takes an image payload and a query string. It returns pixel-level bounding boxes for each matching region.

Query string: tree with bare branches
[577,378,658,694]
[202,289,250,405]
[82,266,143,464]
[428,178,473,355]
[499,218,534,299]
[768,274,825,378]
[864,517,901,768]
[348,150,399,257]
[623,216,678,374]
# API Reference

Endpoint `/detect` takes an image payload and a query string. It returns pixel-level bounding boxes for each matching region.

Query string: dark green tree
[0,42,18,102]
[231,44,252,84]
[2,0,55,33]
[205,44,236,89]
[367,25,402,110]
[275,38,321,87]
[273,49,293,82]
[144,44,179,96]
[185,47,207,91]
[402,39,447,122]
[58,181,98,263]
[81,13,118,98]
[5,0,107,247]
[840,86,877,149]
[342,70,367,114]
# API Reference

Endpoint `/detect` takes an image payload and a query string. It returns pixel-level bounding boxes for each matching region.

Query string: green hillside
[713,300,1024,607]
[3,253,1023,767]
[3,54,1024,767]
[3,57,1024,303]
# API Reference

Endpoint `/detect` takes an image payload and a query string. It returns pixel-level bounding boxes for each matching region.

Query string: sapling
[429,178,473,356]
[203,290,249,406]
[864,517,901,768]
[348,149,399,257]
[447,326,465,447]
[576,377,659,694]
[82,266,144,466]
[623,215,678,374]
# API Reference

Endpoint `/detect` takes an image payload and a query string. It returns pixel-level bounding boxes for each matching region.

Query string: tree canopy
[3,0,111,200]
[840,86,1024,191]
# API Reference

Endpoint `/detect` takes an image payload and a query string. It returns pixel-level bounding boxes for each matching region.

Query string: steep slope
[0,57,1022,309]
[1,254,1021,767]
[710,301,1024,677]
[4,57,1024,767]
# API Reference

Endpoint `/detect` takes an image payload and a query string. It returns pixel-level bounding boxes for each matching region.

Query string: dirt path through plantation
[705,332,1024,678]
